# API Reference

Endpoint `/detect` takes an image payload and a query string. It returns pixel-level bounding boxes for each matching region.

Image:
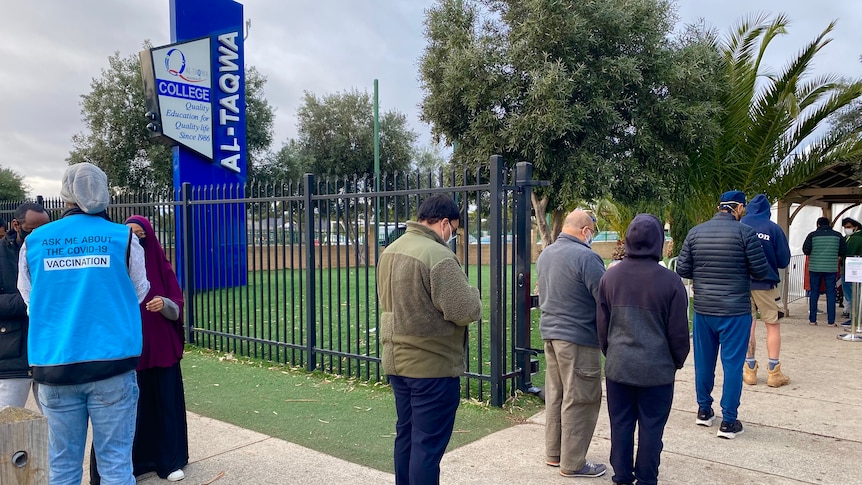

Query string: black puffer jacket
[676,212,769,316]
[0,234,31,379]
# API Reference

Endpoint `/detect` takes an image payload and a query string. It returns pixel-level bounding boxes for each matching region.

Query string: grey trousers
[544,340,602,471]
[0,377,39,409]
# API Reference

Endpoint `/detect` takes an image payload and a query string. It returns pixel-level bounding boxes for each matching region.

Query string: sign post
[839,257,862,341]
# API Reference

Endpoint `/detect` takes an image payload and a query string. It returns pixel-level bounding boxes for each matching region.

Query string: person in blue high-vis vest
[18,162,150,485]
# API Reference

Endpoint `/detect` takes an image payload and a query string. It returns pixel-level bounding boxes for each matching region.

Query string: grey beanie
[60,163,110,214]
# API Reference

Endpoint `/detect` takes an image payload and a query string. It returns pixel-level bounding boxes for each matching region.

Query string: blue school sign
[170,0,247,180]
[142,0,248,290]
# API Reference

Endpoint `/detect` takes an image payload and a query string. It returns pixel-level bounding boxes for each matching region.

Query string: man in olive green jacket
[377,194,482,485]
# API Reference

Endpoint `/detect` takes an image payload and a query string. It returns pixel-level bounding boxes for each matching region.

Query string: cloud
[1,0,860,198]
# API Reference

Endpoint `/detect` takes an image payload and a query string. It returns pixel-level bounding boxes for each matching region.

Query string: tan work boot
[743,362,758,385]
[767,363,790,387]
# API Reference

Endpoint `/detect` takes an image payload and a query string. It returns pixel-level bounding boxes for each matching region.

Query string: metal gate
[1,156,543,407]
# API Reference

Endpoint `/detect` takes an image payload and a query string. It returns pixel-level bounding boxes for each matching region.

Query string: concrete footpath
[30,298,862,484]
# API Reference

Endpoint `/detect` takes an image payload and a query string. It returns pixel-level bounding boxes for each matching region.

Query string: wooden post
[0,406,48,485]
[777,199,792,317]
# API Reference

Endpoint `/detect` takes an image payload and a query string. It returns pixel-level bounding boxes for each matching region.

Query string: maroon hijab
[126,215,185,369]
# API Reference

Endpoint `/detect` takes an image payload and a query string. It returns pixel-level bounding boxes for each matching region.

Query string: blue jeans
[843,281,853,315]
[693,313,750,423]
[389,375,460,485]
[809,272,837,324]
[38,371,139,485]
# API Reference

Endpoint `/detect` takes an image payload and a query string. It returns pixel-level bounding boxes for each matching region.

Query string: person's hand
[146,296,164,313]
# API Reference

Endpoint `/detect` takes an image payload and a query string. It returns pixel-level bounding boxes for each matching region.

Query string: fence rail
[785,254,807,303]
[8,157,532,406]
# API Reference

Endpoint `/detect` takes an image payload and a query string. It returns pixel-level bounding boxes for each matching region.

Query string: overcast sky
[2,0,860,197]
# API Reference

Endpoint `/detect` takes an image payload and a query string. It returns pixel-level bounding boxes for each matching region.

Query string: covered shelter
[776,162,862,315]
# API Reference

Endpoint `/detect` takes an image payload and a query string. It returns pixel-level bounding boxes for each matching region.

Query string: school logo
[164,48,208,83]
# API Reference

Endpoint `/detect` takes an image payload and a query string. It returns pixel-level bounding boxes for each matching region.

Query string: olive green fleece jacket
[377,221,483,378]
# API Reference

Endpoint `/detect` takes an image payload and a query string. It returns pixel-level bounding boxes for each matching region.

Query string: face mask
[19,229,31,241]
[584,228,594,247]
[446,221,458,244]
[845,227,856,236]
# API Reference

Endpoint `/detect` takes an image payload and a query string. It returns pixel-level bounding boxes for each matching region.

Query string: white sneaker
[167,469,185,481]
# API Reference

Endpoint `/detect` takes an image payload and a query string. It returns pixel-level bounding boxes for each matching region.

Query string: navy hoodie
[596,214,690,386]
[740,194,791,290]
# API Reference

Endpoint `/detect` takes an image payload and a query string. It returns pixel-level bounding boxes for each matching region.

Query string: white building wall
[775,204,862,254]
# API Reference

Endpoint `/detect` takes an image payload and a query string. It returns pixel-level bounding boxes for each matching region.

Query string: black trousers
[389,375,460,485]
[605,379,674,485]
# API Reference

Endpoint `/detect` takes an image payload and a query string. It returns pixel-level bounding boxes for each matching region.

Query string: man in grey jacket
[676,191,769,439]
[537,209,606,478]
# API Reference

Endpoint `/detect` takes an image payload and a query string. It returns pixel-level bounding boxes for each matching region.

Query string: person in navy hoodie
[597,214,690,485]
[740,194,791,387]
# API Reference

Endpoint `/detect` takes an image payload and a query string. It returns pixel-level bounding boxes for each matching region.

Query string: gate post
[303,173,317,372]
[181,182,196,344]
[513,162,541,394]
[488,155,505,407]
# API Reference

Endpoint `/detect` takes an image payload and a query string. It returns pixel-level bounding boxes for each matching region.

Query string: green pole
[374,79,380,246]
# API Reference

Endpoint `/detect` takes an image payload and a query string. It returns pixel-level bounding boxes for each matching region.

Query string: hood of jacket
[624,213,663,261]
[744,194,771,220]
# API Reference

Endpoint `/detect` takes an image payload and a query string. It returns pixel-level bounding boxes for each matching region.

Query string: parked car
[477,234,514,244]
[593,231,620,242]
[322,235,350,245]
[379,223,407,246]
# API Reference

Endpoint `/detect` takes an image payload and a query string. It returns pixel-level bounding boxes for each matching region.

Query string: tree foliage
[69,43,275,191]
[674,15,862,228]
[252,140,309,185]
[0,166,29,201]
[829,91,862,177]
[412,144,448,173]
[419,0,724,245]
[293,89,416,177]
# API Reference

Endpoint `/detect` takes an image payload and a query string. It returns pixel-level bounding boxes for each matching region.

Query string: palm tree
[592,197,669,259]
[676,14,862,228]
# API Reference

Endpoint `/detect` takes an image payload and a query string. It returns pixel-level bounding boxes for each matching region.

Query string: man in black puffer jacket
[0,202,50,408]
[676,191,768,439]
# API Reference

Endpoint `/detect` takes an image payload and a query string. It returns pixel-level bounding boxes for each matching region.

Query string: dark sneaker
[696,408,715,427]
[717,420,744,439]
[559,462,607,478]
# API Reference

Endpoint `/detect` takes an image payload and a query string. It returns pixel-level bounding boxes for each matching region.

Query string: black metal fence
[8,156,540,406]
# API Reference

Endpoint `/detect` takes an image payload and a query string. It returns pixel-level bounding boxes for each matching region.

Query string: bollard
[838,281,862,342]
[0,406,48,485]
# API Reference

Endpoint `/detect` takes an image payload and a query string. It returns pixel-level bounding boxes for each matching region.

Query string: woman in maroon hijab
[90,215,188,483]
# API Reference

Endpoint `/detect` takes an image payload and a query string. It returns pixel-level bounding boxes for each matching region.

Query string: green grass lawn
[181,347,545,473]
[186,260,686,402]
[179,258,690,471]
[190,263,539,402]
